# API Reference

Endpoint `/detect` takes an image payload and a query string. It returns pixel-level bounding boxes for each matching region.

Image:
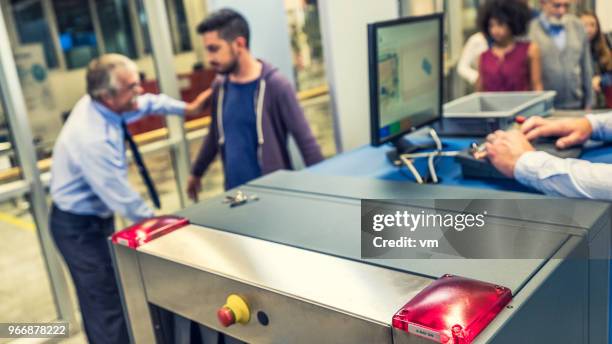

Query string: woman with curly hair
[476,0,543,92]
[580,11,612,108]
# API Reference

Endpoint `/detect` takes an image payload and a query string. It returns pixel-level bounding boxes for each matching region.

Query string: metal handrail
[0,85,331,198]
[0,119,210,198]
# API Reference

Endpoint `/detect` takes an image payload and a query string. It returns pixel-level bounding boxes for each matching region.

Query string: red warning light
[392,274,512,343]
[111,215,189,249]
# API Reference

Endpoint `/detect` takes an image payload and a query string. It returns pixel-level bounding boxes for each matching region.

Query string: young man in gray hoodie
[187,8,324,199]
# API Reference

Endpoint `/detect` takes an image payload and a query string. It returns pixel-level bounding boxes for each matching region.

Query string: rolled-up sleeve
[514,151,612,200]
[586,112,612,141]
[124,93,186,123]
[79,142,153,222]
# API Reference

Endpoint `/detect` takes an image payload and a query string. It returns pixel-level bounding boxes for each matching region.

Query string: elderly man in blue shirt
[486,113,612,200]
[49,53,208,344]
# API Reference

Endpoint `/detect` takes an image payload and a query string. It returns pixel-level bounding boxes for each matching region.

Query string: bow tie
[548,24,565,35]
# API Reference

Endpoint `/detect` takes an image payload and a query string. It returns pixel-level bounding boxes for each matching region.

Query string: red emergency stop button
[217,294,250,327]
[515,115,526,124]
[217,307,235,327]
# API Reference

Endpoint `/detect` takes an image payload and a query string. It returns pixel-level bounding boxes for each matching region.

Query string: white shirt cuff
[585,114,602,141]
[513,151,558,188]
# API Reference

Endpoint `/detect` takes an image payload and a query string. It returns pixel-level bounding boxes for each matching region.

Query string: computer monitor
[368,14,443,153]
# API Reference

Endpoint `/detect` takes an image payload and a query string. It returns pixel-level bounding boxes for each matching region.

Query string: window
[285,0,326,91]
[96,0,137,58]
[8,0,193,71]
[135,0,152,54]
[136,0,192,55]
[462,0,480,39]
[11,0,58,68]
[52,0,98,69]
[171,0,192,52]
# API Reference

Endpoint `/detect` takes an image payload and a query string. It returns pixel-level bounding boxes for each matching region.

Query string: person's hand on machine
[485,130,535,178]
[187,174,203,202]
[520,116,592,149]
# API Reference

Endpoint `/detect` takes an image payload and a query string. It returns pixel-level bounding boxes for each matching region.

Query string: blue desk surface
[310,137,612,194]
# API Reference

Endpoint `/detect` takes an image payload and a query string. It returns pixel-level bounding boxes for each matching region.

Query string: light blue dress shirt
[50,94,185,222]
[514,112,612,200]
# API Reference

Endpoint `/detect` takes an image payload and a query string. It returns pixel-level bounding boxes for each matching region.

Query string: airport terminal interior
[1,0,612,343]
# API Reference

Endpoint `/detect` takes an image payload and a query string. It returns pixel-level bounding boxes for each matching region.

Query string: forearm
[457,63,479,85]
[86,176,153,222]
[457,34,485,85]
[81,146,154,222]
[514,151,612,200]
[586,113,612,141]
[191,134,218,177]
[475,77,483,92]
[600,71,612,88]
[278,87,324,165]
[185,88,212,116]
[89,176,153,222]
[530,59,543,90]
[142,93,186,115]
[125,94,186,123]
[114,197,154,223]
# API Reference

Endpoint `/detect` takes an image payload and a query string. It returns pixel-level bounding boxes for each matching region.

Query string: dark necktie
[121,121,161,209]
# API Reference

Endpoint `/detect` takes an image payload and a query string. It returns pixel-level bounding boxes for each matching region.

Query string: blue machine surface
[310,135,612,193]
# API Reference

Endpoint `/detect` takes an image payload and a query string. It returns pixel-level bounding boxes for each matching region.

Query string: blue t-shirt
[222,80,262,190]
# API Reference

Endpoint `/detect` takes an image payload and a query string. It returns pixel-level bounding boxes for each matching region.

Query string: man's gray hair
[86,54,138,101]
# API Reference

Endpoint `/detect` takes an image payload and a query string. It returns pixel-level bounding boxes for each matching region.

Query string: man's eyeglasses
[551,2,571,9]
[116,82,141,94]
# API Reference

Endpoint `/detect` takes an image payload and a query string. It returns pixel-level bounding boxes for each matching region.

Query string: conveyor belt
[176,171,610,293]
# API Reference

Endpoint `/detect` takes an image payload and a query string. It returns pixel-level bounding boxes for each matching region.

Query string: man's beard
[217,51,239,75]
[548,15,565,26]
[119,97,139,113]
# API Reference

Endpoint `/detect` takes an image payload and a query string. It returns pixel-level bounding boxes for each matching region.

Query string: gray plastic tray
[443,91,557,118]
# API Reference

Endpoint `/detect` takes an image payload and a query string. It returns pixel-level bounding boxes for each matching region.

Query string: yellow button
[224,294,250,325]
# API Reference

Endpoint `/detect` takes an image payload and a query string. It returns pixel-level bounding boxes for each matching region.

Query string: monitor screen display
[369,14,443,145]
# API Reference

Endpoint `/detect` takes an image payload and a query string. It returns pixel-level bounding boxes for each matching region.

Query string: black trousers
[50,204,129,344]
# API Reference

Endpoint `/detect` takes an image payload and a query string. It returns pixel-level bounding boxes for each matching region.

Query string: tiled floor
[0,94,335,344]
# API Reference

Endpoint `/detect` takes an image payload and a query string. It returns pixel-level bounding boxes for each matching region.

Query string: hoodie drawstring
[255,79,266,167]
[216,86,225,145]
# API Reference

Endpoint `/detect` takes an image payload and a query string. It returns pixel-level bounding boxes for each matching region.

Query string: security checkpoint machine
[111,171,611,344]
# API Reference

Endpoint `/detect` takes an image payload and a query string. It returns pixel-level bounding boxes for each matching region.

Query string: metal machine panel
[137,225,433,342]
[110,244,157,344]
[477,237,589,343]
